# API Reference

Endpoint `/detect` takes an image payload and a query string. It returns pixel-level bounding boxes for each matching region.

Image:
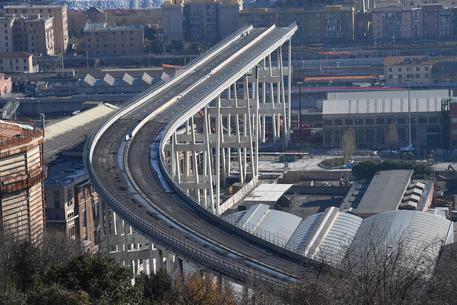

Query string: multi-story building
[12,16,55,55]
[321,90,449,151]
[183,0,220,45]
[162,0,241,44]
[372,6,423,40]
[0,52,36,73]
[162,0,185,41]
[0,120,45,243]
[45,158,99,252]
[3,4,68,53]
[239,5,355,43]
[372,4,457,40]
[82,23,144,56]
[384,56,433,84]
[0,17,14,53]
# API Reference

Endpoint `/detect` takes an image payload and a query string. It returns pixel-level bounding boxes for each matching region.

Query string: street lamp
[297,81,303,128]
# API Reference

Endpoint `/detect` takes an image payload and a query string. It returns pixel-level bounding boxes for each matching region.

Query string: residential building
[183,0,220,45]
[82,23,144,56]
[384,56,433,84]
[162,0,185,41]
[13,16,55,55]
[239,5,355,43]
[372,6,422,40]
[162,0,241,44]
[45,158,100,252]
[218,0,242,39]
[0,52,36,73]
[0,17,14,53]
[321,90,449,151]
[0,120,45,243]
[0,73,12,95]
[3,4,69,53]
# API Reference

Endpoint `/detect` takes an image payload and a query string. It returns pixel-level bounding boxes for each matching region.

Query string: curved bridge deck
[87,25,320,284]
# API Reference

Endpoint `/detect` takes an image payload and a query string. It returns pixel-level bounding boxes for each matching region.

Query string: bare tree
[342,128,356,163]
[386,123,399,149]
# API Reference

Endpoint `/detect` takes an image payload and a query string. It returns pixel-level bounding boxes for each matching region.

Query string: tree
[27,285,91,305]
[386,122,399,149]
[342,129,356,163]
[49,255,142,305]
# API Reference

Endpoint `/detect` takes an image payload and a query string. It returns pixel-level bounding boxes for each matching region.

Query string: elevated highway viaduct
[85,24,321,285]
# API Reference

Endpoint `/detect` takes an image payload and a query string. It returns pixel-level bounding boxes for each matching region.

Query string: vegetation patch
[352,160,433,180]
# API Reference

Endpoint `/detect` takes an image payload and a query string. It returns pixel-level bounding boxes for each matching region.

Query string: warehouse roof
[323,90,448,115]
[356,170,413,216]
[243,183,292,204]
[44,103,118,141]
[350,210,454,264]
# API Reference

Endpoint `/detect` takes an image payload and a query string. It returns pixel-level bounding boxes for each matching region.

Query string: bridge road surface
[89,26,319,283]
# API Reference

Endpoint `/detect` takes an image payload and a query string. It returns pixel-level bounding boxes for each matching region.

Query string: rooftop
[83,22,144,32]
[0,51,32,59]
[384,56,432,66]
[45,158,87,187]
[356,170,413,216]
[0,119,33,140]
[4,4,66,9]
[244,183,292,204]
[323,90,448,115]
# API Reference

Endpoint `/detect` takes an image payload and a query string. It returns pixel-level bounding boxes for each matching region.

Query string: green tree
[27,285,91,305]
[48,255,142,305]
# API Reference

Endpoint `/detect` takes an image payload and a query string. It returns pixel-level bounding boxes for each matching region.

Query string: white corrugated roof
[323,90,448,115]
[244,183,292,203]
[44,103,118,141]
[350,210,453,265]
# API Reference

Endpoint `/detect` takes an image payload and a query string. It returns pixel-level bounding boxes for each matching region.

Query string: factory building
[322,90,450,151]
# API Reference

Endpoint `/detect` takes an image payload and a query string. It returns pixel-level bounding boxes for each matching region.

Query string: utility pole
[297,81,303,128]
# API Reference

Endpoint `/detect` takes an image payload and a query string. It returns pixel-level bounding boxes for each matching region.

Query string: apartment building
[13,16,55,55]
[3,4,68,53]
[45,158,100,252]
[0,121,45,243]
[0,52,36,73]
[239,5,355,43]
[82,23,144,56]
[162,0,241,44]
[162,0,185,41]
[0,17,14,53]
[372,4,456,40]
[384,56,433,84]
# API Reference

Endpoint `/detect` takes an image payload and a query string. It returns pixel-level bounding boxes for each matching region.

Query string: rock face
[56,0,163,9]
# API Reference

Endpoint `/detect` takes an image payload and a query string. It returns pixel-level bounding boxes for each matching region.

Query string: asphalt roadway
[90,26,320,283]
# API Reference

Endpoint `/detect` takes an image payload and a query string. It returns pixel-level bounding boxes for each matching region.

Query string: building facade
[239,5,355,43]
[3,4,69,53]
[384,56,433,84]
[162,0,185,41]
[0,121,45,243]
[0,52,36,73]
[82,23,144,56]
[322,90,449,151]
[162,0,241,44]
[45,158,100,252]
[0,17,14,53]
